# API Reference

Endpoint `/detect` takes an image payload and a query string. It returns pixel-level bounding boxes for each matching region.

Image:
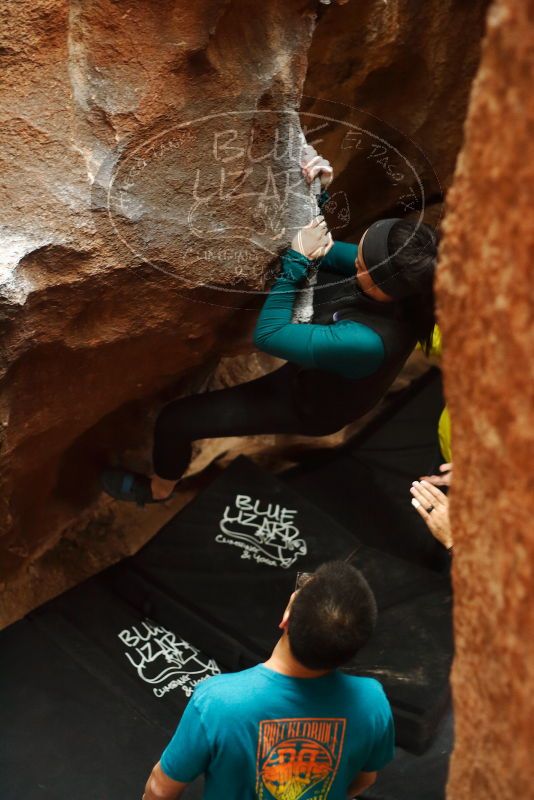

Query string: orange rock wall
[0,0,317,585]
[0,0,492,625]
[437,0,534,795]
[303,0,489,233]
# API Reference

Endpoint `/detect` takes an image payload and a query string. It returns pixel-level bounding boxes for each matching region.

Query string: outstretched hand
[420,462,453,487]
[410,480,453,550]
[291,215,333,260]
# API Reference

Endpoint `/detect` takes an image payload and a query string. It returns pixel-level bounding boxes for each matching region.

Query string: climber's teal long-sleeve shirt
[253,241,385,380]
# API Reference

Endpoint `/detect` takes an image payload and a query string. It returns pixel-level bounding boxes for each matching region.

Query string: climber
[101,144,440,506]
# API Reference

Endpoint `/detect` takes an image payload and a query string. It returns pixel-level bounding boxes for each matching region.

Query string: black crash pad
[284,368,448,571]
[1,373,453,799]
[113,455,452,754]
[0,577,215,799]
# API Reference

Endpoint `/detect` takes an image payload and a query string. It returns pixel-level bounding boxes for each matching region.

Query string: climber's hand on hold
[291,216,333,260]
[310,231,333,260]
[300,144,334,189]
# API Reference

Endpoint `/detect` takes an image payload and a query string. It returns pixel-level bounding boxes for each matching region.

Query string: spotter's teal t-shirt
[160,664,395,800]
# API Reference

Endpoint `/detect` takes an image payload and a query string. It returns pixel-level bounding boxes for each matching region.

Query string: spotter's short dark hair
[287,561,377,670]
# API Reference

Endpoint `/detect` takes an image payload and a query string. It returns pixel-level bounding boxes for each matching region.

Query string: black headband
[361,218,413,300]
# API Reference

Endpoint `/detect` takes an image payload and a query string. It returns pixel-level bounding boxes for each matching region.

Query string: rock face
[0,0,318,591]
[437,0,534,795]
[0,0,490,624]
[302,0,489,236]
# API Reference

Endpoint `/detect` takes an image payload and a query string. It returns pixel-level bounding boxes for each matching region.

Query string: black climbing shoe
[100,469,173,507]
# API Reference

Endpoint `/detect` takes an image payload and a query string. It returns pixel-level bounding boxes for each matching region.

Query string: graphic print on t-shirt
[256,718,346,800]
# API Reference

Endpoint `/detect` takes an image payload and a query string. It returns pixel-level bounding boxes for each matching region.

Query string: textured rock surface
[437,0,534,795]
[302,0,489,237]
[0,0,317,592]
[0,0,489,624]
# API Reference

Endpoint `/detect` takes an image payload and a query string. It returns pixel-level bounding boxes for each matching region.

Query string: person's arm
[300,144,357,278]
[347,770,377,797]
[347,683,395,797]
[318,240,359,277]
[143,763,187,800]
[143,696,211,798]
[253,250,384,380]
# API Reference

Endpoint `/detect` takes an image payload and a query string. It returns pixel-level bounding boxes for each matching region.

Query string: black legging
[152,364,347,480]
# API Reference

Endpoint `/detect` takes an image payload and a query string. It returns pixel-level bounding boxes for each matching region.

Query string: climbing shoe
[100,469,173,507]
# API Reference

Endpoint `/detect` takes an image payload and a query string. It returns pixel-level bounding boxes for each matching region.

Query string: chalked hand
[300,144,334,189]
[291,216,333,260]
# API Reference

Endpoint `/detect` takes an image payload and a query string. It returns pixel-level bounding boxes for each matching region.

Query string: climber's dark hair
[387,220,439,354]
[287,561,377,670]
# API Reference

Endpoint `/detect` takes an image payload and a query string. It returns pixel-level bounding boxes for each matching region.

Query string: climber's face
[355,228,394,303]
